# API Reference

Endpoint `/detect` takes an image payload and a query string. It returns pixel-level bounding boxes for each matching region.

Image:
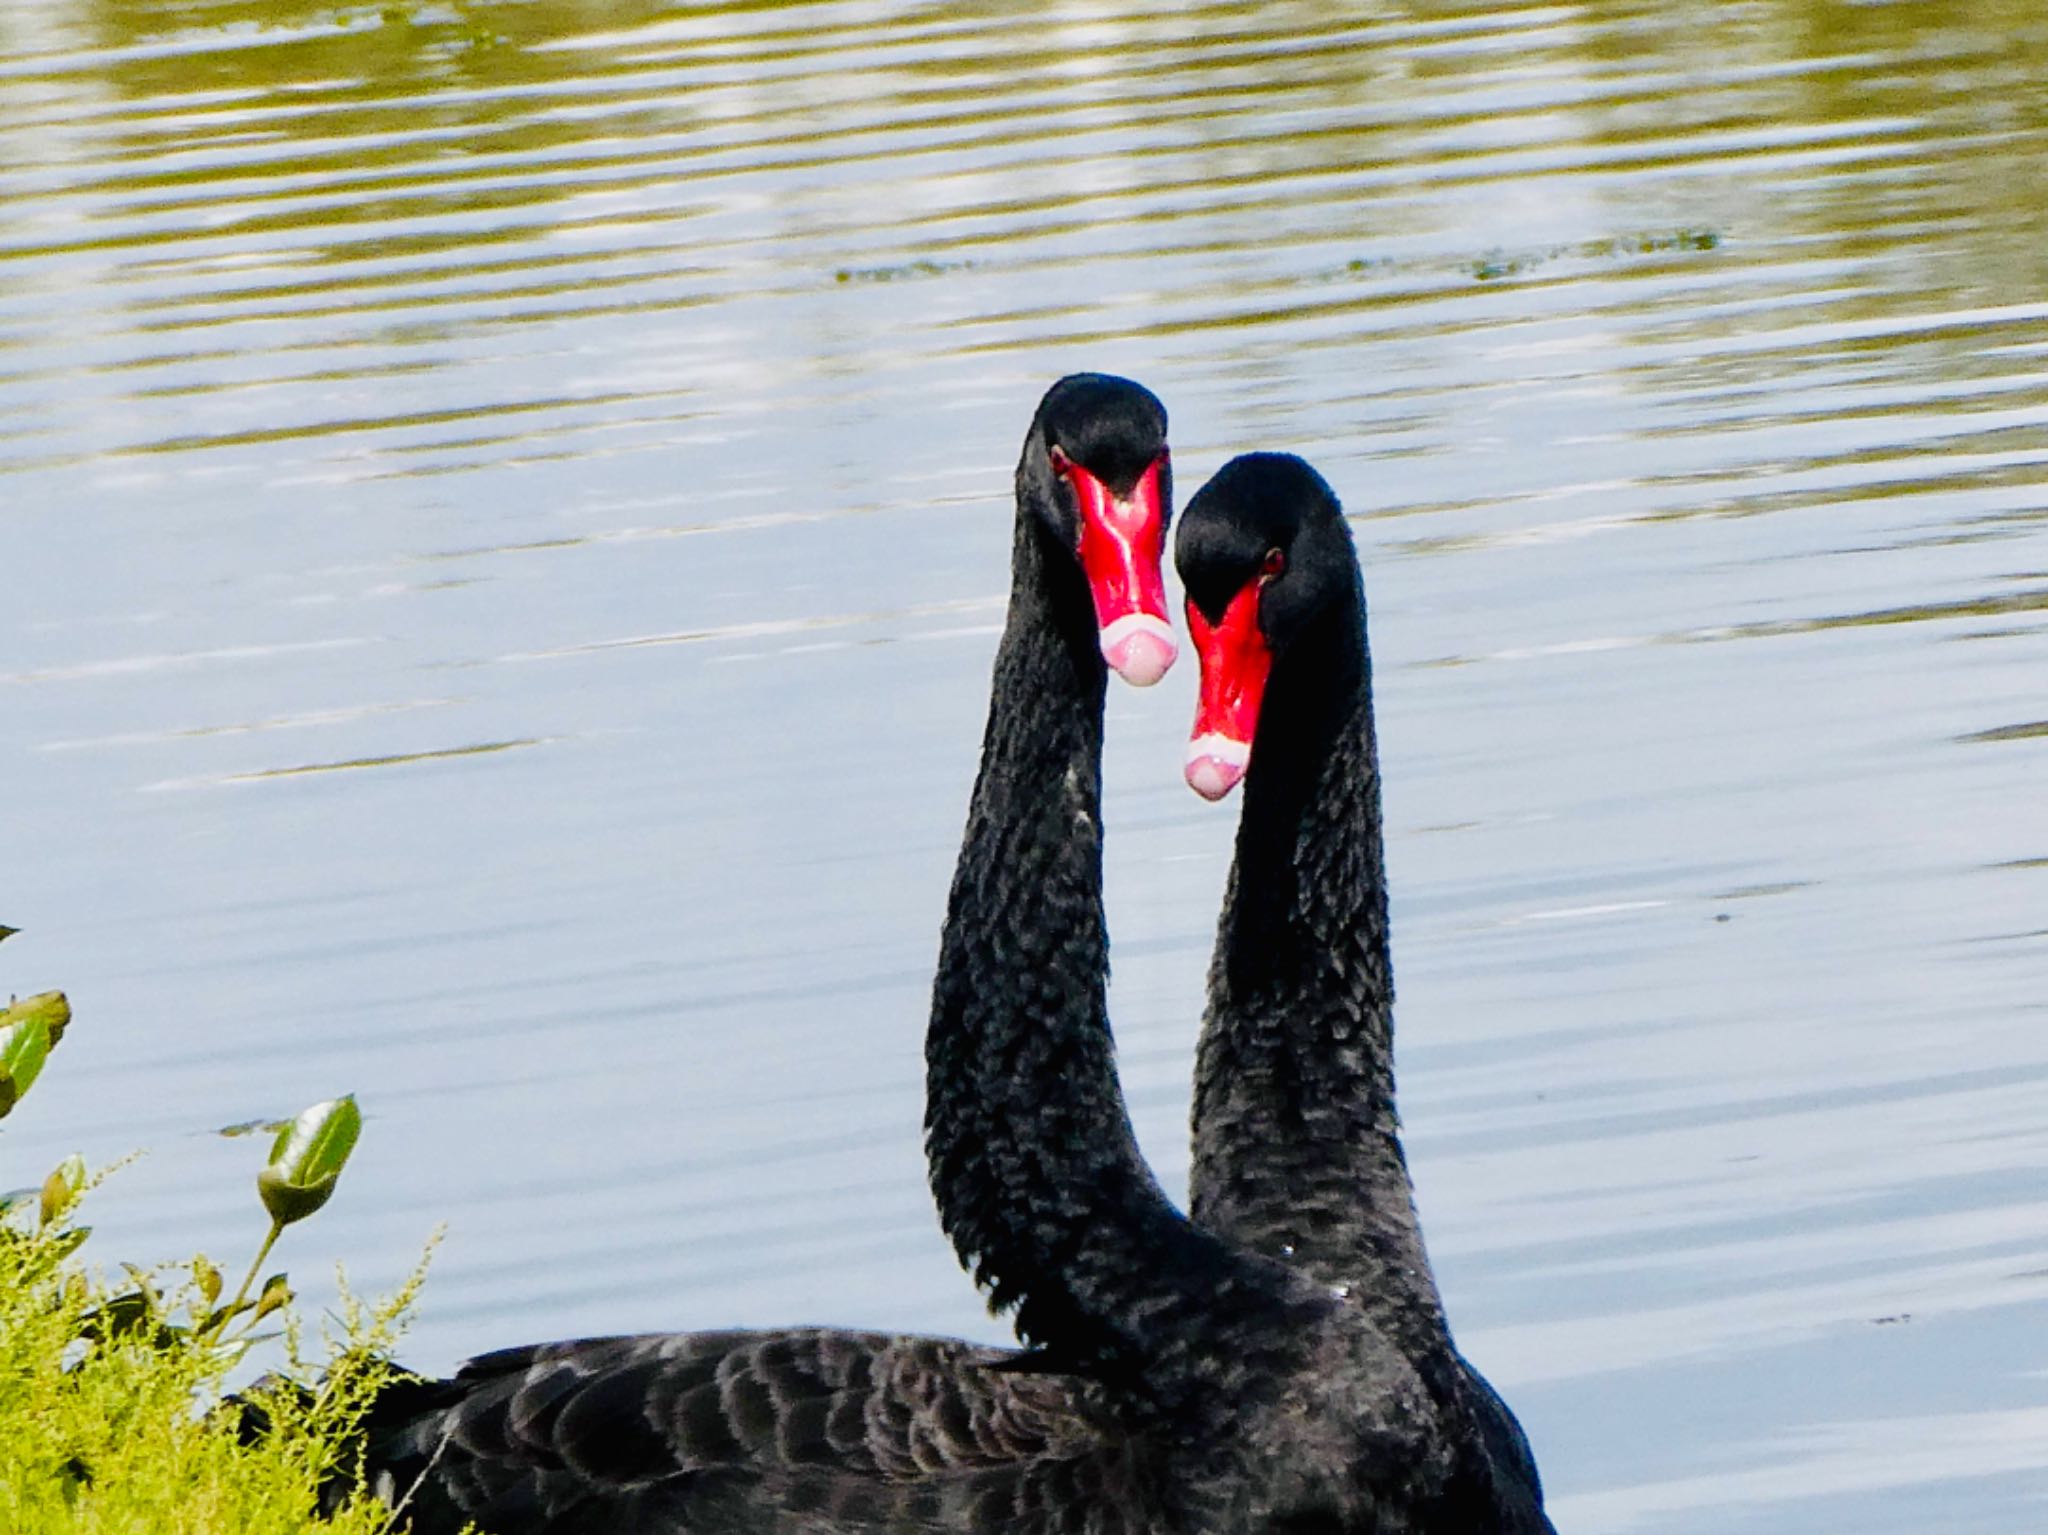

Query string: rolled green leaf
[39,1154,87,1228]
[0,924,18,945]
[0,990,69,1047]
[32,991,70,1047]
[252,1272,293,1324]
[0,1012,52,1119]
[255,1169,337,1225]
[256,1095,362,1227]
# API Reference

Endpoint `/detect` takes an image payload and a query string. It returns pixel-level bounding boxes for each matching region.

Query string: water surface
[3,3,2046,1530]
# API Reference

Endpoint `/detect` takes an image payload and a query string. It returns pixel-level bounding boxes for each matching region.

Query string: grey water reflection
[2,1,2045,1530]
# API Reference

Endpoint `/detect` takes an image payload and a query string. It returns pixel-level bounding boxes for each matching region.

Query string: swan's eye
[1049,444,1075,478]
[1259,547,1286,583]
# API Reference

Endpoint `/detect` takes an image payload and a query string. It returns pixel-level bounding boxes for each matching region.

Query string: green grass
[0,1187,431,1533]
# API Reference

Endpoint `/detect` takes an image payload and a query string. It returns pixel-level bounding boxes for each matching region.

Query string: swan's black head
[1019,373,1177,686]
[1174,453,1360,799]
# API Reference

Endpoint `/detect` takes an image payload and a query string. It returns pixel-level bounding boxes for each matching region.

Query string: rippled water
[4,2,2046,1529]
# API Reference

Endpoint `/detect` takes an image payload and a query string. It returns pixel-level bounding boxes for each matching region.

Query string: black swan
[1177,452,1553,1531]
[326,375,1179,1533]
[914,451,1560,1534]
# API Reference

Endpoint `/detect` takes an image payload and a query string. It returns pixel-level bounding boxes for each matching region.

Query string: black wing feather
[352,1328,1126,1534]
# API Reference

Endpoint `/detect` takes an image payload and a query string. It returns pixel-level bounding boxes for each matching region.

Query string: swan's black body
[924,374,1188,1373]
[920,426,1537,1535]
[341,1330,1122,1533]
[1178,454,1553,1532]
[331,377,1162,1535]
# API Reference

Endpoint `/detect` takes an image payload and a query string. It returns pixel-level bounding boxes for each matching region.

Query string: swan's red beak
[1062,450,1176,687]
[1185,581,1271,800]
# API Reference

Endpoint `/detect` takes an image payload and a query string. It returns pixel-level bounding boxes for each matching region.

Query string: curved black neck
[1188,575,1444,1330]
[926,509,1231,1396]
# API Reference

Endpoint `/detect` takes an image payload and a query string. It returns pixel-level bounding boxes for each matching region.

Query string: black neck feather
[925,508,1232,1396]
[1188,574,1445,1331]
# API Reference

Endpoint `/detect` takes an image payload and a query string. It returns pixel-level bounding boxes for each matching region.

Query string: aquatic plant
[0,925,427,1534]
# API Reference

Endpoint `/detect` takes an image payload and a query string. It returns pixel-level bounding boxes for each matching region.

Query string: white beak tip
[1102,613,1178,687]
[1185,735,1251,800]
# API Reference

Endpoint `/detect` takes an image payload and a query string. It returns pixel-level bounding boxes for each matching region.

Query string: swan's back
[351,1330,1142,1535]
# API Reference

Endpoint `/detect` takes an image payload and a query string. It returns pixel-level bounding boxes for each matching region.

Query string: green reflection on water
[1,0,2044,474]
[36,0,2041,275]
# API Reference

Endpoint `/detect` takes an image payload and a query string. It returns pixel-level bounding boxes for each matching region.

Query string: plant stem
[218,1219,283,1338]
